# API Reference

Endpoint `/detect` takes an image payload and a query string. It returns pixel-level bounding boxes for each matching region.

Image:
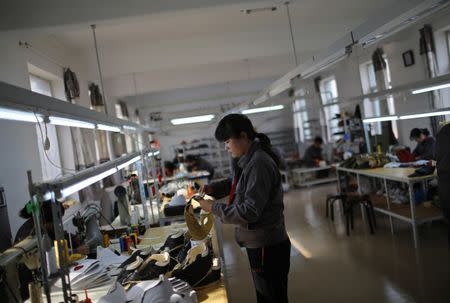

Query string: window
[29,73,62,180]
[293,98,311,143]
[319,76,340,142]
[359,57,398,138]
[30,74,53,97]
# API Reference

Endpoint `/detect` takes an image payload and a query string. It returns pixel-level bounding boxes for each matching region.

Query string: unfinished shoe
[158,231,185,257]
[172,243,218,288]
[126,252,171,282]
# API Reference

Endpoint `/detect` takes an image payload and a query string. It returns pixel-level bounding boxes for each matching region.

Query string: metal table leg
[408,182,419,249]
[383,178,394,235]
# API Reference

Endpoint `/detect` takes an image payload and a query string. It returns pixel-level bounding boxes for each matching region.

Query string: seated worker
[164,161,176,177]
[303,136,324,167]
[185,155,215,180]
[410,128,436,160]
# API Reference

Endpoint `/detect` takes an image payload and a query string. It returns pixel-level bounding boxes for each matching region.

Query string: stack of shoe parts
[170,200,221,288]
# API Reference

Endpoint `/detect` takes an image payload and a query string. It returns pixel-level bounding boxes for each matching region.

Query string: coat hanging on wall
[63,68,80,102]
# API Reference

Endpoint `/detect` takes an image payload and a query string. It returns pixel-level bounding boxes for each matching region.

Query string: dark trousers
[246,239,291,303]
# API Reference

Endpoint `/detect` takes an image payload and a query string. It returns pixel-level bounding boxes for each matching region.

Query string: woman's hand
[197,198,214,213]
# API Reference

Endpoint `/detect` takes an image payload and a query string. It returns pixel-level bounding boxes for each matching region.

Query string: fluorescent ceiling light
[61,168,117,197]
[49,116,95,129]
[253,93,269,105]
[0,107,43,123]
[171,114,215,125]
[363,115,398,123]
[117,156,141,170]
[148,150,160,157]
[399,110,450,120]
[411,83,450,95]
[302,49,349,79]
[242,105,284,115]
[269,81,291,97]
[97,124,121,132]
[123,125,137,131]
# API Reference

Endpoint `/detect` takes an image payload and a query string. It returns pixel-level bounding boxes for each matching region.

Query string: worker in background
[410,128,436,160]
[303,136,324,167]
[185,154,215,180]
[436,123,450,246]
[197,114,290,303]
[164,161,176,177]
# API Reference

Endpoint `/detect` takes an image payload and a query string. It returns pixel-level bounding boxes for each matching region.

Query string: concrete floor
[220,184,450,303]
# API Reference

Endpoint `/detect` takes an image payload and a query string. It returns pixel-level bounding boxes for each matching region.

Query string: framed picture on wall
[402,50,415,67]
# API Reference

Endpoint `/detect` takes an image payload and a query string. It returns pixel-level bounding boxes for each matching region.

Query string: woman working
[410,128,436,160]
[196,114,290,303]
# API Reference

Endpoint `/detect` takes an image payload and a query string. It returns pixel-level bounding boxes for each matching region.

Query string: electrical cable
[34,112,78,175]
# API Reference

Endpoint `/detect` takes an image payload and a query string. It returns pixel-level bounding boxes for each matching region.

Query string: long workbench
[336,166,443,248]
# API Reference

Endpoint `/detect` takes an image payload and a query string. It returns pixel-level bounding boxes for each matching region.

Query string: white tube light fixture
[399,110,450,120]
[171,114,215,125]
[117,156,141,170]
[302,48,350,79]
[363,115,399,123]
[60,167,117,198]
[242,105,284,115]
[148,150,160,157]
[49,116,95,129]
[411,82,450,95]
[253,93,270,105]
[97,124,121,132]
[268,81,292,97]
[0,107,43,123]
[123,125,137,131]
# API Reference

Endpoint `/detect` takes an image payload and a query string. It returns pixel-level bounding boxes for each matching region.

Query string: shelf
[369,193,443,224]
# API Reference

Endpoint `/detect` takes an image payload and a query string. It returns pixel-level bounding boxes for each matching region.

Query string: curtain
[371,48,398,150]
[419,24,444,135]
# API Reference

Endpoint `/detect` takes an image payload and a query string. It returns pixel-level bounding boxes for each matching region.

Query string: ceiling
[10,0,406,124]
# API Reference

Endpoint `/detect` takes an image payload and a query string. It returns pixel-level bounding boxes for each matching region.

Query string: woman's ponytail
[256,133,280,167]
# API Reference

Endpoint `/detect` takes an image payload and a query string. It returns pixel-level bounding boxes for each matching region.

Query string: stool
[326,193,377,236]
[325,194,346,221]
[344,194,376,236]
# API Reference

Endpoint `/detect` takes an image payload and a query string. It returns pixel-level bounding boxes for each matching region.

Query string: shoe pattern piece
[159,231,186,257]
[127,274,198,303]
[184,199,214,241]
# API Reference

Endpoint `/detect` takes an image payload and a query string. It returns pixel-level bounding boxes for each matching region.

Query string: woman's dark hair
[410,128,430,140]
[215,114,280,166]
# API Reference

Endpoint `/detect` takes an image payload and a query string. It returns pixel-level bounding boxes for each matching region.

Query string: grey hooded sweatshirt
[210,141,288,248]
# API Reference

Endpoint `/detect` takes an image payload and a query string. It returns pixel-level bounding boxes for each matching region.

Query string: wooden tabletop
[336,166,437,183]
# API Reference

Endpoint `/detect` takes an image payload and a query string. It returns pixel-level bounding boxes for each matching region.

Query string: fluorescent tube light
[123,125,137,131]
[269,81,292,97]
[253,93,269,105]
[148,150,160,157]
[363,115,398,123]
[49,116,95,129]
[242,105,284,115]
[97,124,121,132]
[411,83,450,95]
[399,110,450,120]
[0,107,43,123]
[171,114,215,125]
[60,168,117,197]
[117,156,141,170]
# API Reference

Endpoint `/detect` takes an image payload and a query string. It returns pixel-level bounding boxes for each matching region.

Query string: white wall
[294,10,450,152]
[0,36,44,239]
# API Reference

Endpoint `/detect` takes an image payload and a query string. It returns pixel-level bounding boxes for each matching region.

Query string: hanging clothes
[419,24,444,134]
[88,82,104,106]
[63,68,80,102]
